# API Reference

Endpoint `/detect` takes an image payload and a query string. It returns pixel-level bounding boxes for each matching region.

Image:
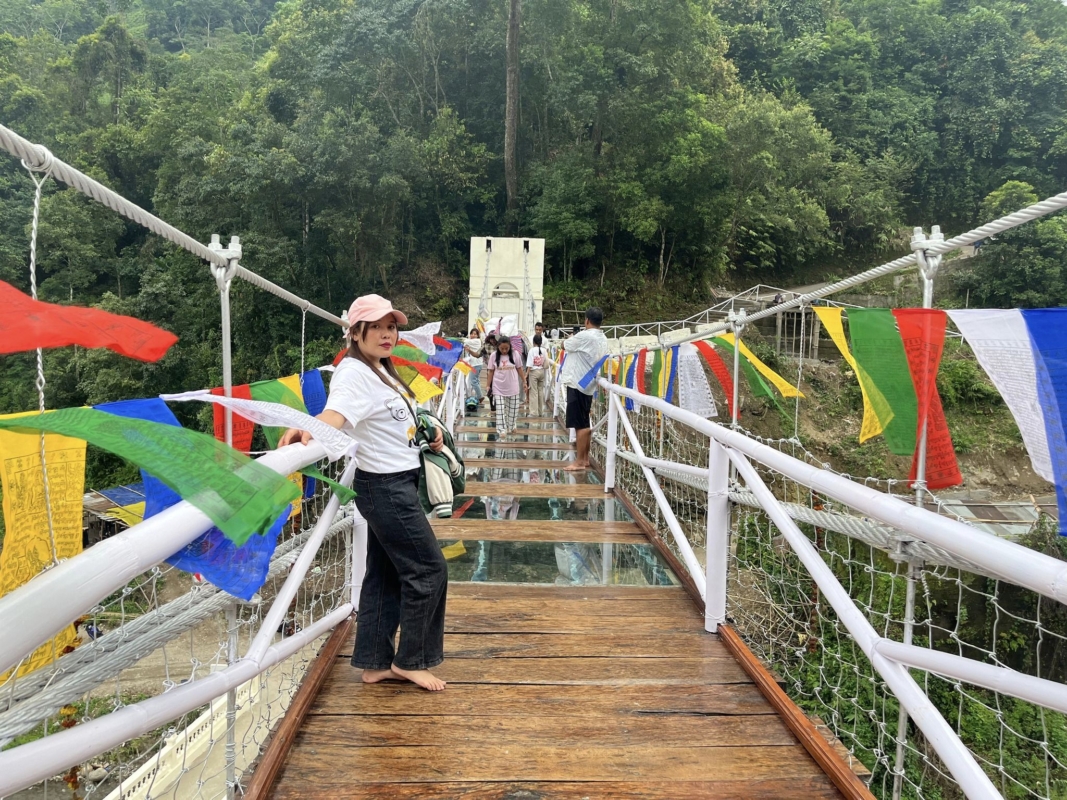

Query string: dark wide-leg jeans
[351,468,448,671]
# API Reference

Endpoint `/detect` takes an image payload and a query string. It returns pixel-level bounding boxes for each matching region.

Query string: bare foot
[361,668,401,684]
[391,664,447,691]
[563,461,588,472]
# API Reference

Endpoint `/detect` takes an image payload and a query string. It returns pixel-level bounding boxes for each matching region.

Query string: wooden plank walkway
[265,412,852,799]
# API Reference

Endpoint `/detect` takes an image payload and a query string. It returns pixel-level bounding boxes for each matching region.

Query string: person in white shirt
[279,294,448,692]
[526,334,549,418]
[463,328,484,406]
[560,307,609,471]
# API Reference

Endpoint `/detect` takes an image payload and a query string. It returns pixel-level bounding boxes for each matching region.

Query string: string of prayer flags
[847,310,919,456]
[893,310,962,490]
[0,411,86,677]
[0,280,178,362]
[0,409,299,546]
[167,508,291,602]
[948,308,1067,531]
[693,341,736,420]
[95,399,183,517]
[813,307,891,442]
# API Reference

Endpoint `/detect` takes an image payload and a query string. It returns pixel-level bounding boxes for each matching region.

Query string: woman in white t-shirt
[463,328,484,407]
[279,294,448,692]
[526,334,549,418]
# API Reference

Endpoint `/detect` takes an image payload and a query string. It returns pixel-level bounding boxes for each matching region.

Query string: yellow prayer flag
[812,307,893,442]
[454,361,473,376]
[101,501,146,528]
[0,411,87,678]
[278,374,305,408]
[718,333,805,398]
[441,541,467,560]
[409,374,444,404]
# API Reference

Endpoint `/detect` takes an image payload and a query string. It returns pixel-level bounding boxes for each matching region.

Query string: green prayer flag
[392,344,428,363]
[249,378,307,449]
[648,350,664,397]
[300,465,357,505]
[0,408,299,546]
[712,338,785,413]
[847,309,918,456]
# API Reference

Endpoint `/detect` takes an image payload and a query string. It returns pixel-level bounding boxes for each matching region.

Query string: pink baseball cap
[347,294,408,327]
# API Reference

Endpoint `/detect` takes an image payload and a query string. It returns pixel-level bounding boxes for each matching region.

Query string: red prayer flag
[892,309,962,490]
[333,347,347,366]
[694,340,738,421]
[635,349,648,394]
[433,336,453,350]
[211,384,255,453]
[0,280,177,362]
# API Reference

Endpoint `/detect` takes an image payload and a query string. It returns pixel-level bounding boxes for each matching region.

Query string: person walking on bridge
[561,307,608,471]
[279,294,448,692]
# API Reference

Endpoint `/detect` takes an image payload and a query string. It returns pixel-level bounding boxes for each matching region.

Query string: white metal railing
[592,378,1067,799]
[0,454,366,796]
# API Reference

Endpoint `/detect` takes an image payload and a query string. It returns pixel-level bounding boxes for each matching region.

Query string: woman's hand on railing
[279,428,313,446]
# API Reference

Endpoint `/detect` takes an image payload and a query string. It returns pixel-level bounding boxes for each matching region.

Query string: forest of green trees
[2,0,1067,417]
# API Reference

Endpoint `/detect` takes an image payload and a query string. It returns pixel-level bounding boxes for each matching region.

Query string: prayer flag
[0,409,299,546]
[250,376,307,449]
[393,344,430,363]
[0,280,177,362]
[635,349,648,394]
[893,310,961,490]
[95,399,183,518]
[300,370,328,417]
[711,337,784,411]
[848,309,918,456]
[677,343,717,418]
[393,356,443,383]
[396,366,444,403]
[694,340,737,420]
[578,356,611,391]
[813,307,891,442]
[402,321,442,355]
[210,384,255,453]
[623,354,637,411]
[948,308,1067,532]
[0,411,86,677]
[716,332,804,398]
[649,350,664,398]
[167,509,290,602]
[664,346,679,403]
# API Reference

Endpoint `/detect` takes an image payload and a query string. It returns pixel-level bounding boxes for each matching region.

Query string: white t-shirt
[526,346,548,370]
[463,337,483,367]
[324,357,421,473]
[561,328,610,395]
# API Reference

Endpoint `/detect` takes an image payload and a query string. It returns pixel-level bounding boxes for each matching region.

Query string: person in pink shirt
[486,338,526,439]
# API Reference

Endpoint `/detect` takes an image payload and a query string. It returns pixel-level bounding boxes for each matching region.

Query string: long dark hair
[345,320,413,397]
[493,338,516,367]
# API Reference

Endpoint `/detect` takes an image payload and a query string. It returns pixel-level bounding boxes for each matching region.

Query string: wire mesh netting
[586,357,1067,800]
[1,458,353,799]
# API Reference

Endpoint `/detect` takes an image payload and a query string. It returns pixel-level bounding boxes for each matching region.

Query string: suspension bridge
[0,119,1066,800]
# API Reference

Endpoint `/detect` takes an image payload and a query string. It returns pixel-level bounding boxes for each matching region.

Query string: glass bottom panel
[442,539,678,586]
[465,466,602,484]
[455,496,631,523]
[459,446,575,461]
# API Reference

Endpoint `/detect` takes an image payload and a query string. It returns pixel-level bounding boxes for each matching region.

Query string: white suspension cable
[0,122,343,327]
[22,162,59,569]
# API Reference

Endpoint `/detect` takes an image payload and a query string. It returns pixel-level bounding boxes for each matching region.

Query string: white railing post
[704,438,730,632]
[605,389,618,491]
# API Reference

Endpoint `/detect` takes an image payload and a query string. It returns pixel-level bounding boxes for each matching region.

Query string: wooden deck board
[265,452,850,799]
[432,519,644,543]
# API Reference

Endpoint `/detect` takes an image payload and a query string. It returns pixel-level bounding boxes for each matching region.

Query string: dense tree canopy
[1,0,1066,418]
